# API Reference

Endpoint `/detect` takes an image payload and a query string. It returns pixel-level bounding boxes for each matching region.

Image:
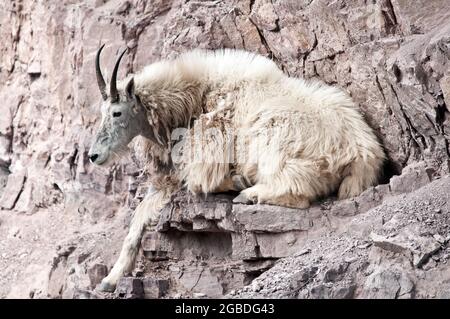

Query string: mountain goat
[88,45,385,292]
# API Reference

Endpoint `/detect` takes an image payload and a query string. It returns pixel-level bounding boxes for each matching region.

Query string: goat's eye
[113,112,122,118]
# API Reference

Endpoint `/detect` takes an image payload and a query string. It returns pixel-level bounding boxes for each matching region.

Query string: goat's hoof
[233,193,253,204]
[231,175,250,191]
[96,281,116,293]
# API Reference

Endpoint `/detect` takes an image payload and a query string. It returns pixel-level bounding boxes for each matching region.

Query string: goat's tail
[337,130,385,200]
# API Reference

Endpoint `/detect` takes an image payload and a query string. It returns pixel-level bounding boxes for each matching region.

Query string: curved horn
[95,44,107,100]
[110,48,127,103]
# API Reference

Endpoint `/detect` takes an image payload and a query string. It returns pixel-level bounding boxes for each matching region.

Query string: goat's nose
[89,154,99,163]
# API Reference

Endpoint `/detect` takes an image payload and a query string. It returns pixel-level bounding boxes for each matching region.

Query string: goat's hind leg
[212,173,251,193]
[97,186,172,292]
[232,159,325,209]
[233,183,310,209]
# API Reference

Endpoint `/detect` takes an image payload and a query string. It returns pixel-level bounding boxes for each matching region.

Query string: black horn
[110,48,127,103]
[95,44,108,100]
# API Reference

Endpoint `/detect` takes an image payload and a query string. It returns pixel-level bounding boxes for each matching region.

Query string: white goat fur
[97,49,385,291]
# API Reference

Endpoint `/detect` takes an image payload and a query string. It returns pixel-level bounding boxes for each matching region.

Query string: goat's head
[88,45,149,166]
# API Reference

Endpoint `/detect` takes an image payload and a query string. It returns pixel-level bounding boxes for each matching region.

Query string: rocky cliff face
[0,0,449,299]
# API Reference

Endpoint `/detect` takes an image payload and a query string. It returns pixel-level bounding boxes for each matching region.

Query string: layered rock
[0,0,449,298]
[232,175,450,299]
[89,161,443,299]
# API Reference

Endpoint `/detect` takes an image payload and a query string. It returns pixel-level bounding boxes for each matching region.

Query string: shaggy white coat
[98,49,385,291]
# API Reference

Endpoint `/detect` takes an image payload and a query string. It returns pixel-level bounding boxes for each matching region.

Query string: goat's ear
[125,77,135,101]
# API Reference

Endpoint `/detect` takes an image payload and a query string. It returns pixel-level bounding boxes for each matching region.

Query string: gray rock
[361,268,414,299]
[142,278,169,299]
[87,264,108,289]
[323,263,349,283]
[233,204,313,232]
[115,277,144,299]
[0,171,26,210]
[389,163,432,194]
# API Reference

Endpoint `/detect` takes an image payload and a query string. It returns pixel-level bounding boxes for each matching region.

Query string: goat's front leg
[212,173,251,193]
[97,186,173,292]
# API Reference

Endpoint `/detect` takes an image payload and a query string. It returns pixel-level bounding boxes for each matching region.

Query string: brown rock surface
[232,176,450,299]
[0,0,449,298]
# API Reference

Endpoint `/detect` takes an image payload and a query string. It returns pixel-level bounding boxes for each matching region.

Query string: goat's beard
[97,144,130,167]
[113,143,131,160]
